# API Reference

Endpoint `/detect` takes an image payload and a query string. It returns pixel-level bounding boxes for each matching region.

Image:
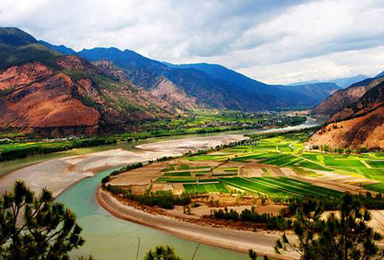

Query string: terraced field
[183,183,229,194]
[219,177,343,198]
[152,132,384,197]
[163,171,191,177]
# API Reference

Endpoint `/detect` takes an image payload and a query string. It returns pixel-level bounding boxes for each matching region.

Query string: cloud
[0,0,384,84]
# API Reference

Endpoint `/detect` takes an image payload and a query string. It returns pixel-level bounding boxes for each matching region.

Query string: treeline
[212,193,384,232]
[283,192,384,216]
[121,116,307,142]
[0,138,116,162]
[122,126,257,142]
[212,206,292,231]
[311,145,383,154]
[277,115,306,126]
[104,185,191,210]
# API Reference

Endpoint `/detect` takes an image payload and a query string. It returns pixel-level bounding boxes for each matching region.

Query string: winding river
[0,118,319,260]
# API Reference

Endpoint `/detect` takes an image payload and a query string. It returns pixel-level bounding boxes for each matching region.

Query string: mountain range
[0,27,377,137]
[39,36,346,110]
[291,75,369,89]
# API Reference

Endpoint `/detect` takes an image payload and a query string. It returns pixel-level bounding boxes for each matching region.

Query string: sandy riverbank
[97,188,297,260]
[0,134,245,197]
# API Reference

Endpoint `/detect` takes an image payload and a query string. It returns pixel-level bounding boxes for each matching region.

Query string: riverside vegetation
[0,110,305,162]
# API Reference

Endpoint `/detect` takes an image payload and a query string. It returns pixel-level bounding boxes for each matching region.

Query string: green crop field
[157,131,384,198]
[163,171,191,177]
[156,177,196,183]
[183,183,229,194]
[363,183,384,193]
[220,177,343,198]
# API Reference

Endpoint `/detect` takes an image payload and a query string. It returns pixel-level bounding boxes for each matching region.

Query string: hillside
[0,27,176,136]
[162,62,319,109]
[78,49,324,111]
[168,62,337,104]
[310,81,384,149]
[275,83,341,104]
[310,74,384,117]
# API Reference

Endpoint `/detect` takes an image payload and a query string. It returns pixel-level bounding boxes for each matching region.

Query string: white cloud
[0,0,384,84]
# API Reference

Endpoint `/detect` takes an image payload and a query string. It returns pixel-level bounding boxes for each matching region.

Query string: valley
[1,6,384,259]
[0,121,317,260]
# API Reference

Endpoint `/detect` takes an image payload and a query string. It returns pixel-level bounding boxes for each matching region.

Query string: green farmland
[178,176,343,199]
[183,183,229,194]
[220,177,343,199]
[152,131,384,199]
[185,131,384,192]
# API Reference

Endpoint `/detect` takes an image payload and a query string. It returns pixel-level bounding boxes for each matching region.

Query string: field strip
[256,177,328,197]
[292,176,363,194]
[288,139,300,150]
[243,177,304,197]
[361,160,372,169]
[250,177,328,198]
[220,179,266,195]
[279,157,302,167]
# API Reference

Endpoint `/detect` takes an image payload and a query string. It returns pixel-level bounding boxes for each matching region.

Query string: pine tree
[144,246,182,260]
[0,181,84,260]
[275,195,384,260]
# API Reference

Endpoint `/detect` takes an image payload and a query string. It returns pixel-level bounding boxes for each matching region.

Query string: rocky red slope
[0,27,177,136]
[311,76,384,117]
[310,81,384,149]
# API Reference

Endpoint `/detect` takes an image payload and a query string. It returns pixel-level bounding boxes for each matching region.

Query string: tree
[275,195,384,260]
[249,249,269,260]
[0,181,84,260]
[144,246,182,260]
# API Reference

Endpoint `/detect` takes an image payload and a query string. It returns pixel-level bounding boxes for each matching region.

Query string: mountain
[0,27,177,136]
[310,80,384,149]
[0,28,60,69]
[291,75,368,89]
[133,61,319,110]
[170,63,346,106]
[331,75,368,89]
[275,83,341,104]
[39,40,77,55]
[164,63,269,93]
[375,70,384,78]
[310,74,384,117]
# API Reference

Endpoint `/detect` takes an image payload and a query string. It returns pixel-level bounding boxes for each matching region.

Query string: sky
[1,0,384,84]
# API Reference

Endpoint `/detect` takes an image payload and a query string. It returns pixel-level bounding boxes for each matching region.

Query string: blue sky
[1,0,384,84]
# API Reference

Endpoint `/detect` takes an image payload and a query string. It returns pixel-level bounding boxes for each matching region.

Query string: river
[0,118,319,260]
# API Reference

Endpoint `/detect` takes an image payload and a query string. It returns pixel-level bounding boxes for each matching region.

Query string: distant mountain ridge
[41,41,342,111]
[39,40,76,55]
[311,73,384,117]
[275,83,341,104]
[77,48,323,111]
[169,62,341,104]
[332,75,369,89]
[291,75,369,89]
